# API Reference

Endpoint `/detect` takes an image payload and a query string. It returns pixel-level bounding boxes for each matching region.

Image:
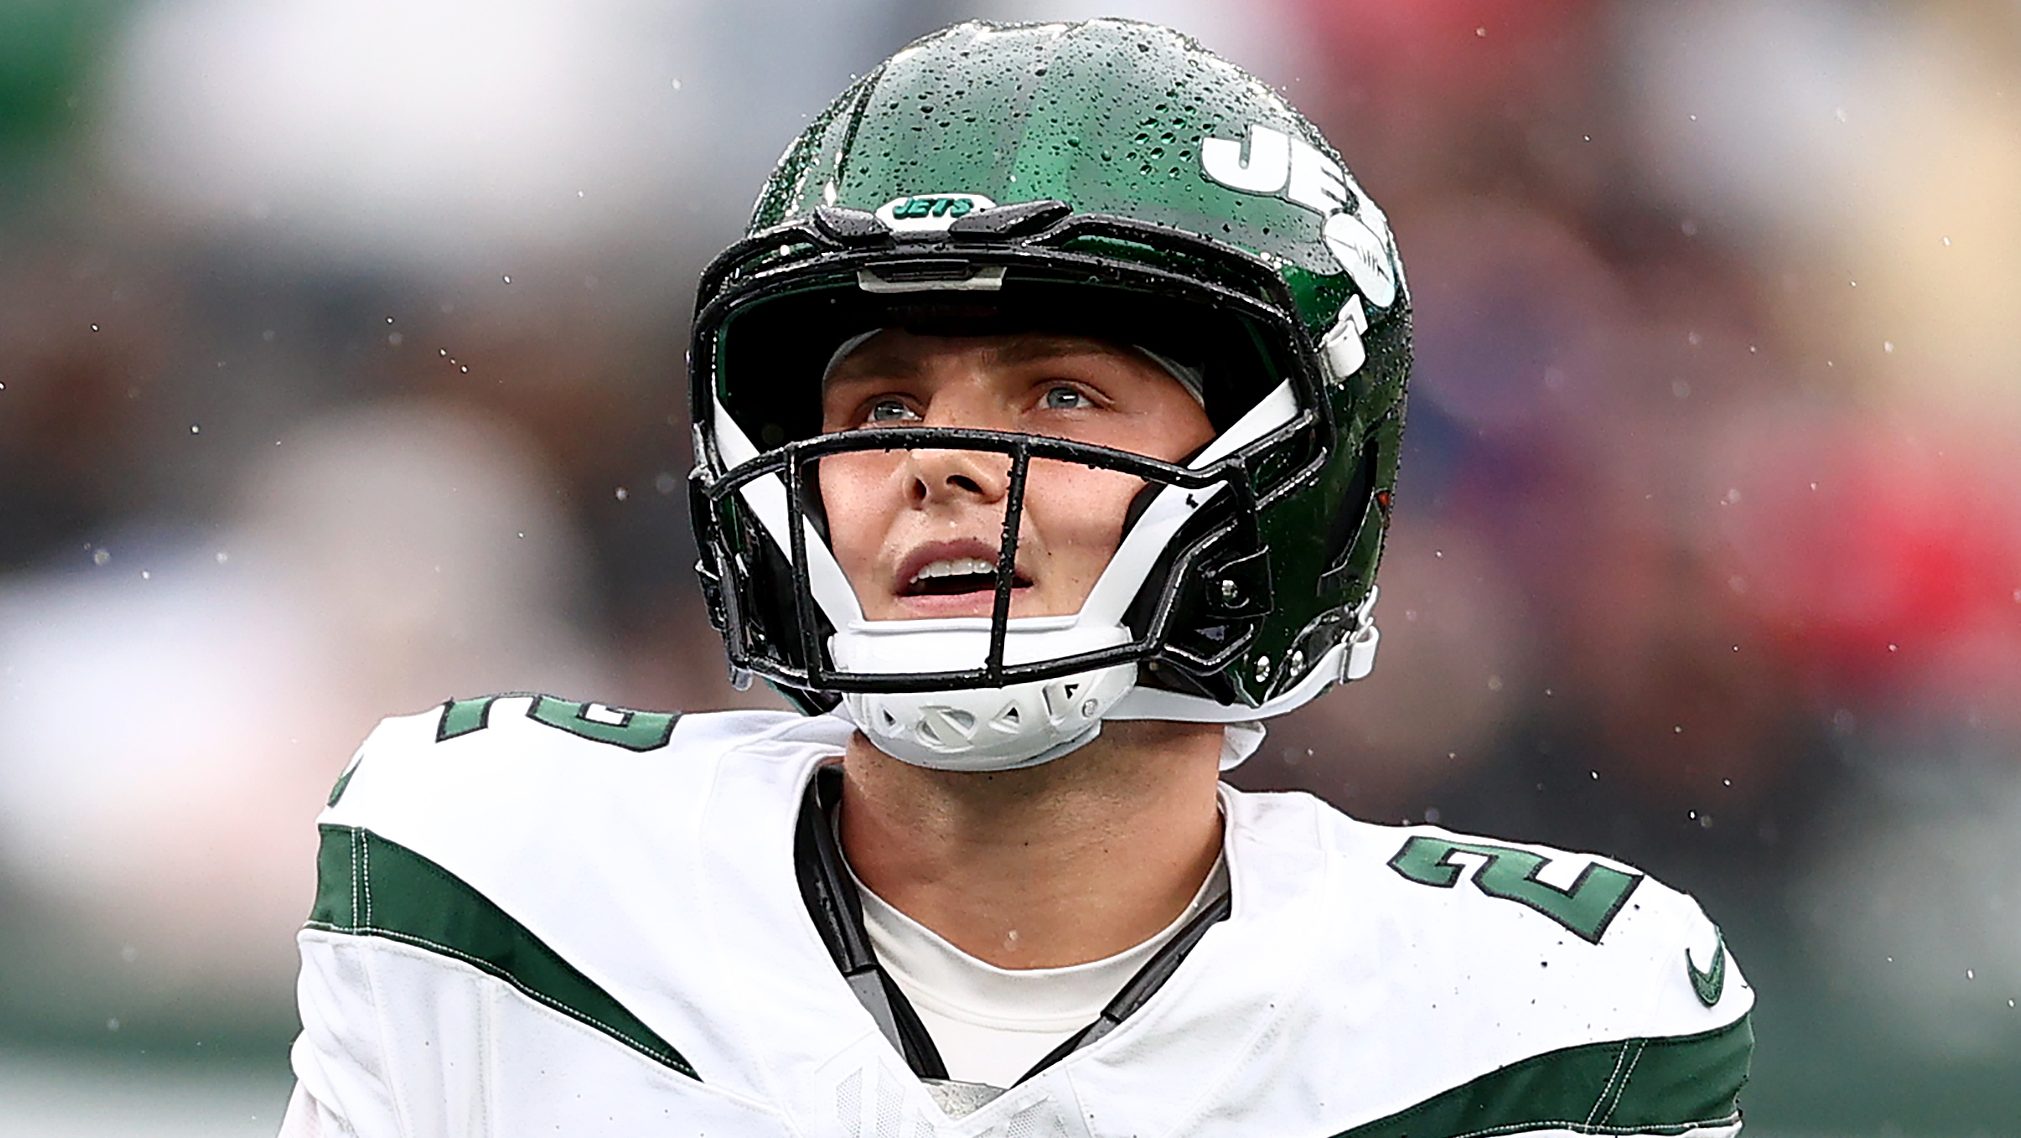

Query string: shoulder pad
[1330,815,1755,1033]
[321,694,812,822]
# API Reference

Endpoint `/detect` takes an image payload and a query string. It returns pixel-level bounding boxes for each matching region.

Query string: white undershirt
[847,854,1229,1089]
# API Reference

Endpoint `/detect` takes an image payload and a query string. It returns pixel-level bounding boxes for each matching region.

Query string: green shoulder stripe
[307,824,698,1079]
[1334,1015,1751,1138]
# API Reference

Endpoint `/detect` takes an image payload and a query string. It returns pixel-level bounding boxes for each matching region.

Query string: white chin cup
[830,616,1138,771]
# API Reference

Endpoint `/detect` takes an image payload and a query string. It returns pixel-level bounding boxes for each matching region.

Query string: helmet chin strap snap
[1341,586,1381,682]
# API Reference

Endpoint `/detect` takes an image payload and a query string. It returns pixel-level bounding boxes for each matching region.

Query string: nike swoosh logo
[1686,929,1727,1008]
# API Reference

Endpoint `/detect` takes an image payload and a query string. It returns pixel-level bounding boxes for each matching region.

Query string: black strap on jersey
[792,764,1230,1087]
[796,766,950,1079]
[1014,887,1232,1082]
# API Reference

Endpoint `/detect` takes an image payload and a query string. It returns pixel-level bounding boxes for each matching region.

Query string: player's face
[819,330,1214,621]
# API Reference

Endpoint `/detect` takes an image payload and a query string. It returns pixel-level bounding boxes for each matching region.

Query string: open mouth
[901,556,1033,597]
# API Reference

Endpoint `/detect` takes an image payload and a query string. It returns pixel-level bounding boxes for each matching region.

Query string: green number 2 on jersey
[327,695,676,808]
[1388,835,1642,944]
[436,693,678,752]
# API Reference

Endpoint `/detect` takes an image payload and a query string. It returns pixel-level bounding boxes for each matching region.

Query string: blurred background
[0,0,2015,1134]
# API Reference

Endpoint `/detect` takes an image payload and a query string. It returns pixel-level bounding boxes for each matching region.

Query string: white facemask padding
[710,378,1310,769]
[712,398,863,626]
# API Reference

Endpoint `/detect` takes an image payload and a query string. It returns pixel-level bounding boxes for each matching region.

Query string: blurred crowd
[1,1,2016,1132]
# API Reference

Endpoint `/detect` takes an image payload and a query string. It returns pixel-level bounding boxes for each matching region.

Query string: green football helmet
[688,18,1410,770]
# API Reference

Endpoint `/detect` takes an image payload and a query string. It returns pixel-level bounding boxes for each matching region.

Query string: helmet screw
[1080,700,1099,717]
[1218,578,1240,603]
[1253,655,1271,683]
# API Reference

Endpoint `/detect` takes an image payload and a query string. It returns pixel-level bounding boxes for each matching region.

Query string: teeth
[912,557,995,584]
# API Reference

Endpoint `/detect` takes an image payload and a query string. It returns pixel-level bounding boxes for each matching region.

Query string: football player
[280,18,1752,1137]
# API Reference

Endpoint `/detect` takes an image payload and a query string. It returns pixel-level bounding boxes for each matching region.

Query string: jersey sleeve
[276,1080,346,1138]
[285,934,400,1137]
[1603,882,1754,1134]
[1316,812,1756,1138]
[279,698,821,1136]
[283,716,417,1138]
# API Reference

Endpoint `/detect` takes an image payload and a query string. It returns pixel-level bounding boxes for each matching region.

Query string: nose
[904,446,1011,507]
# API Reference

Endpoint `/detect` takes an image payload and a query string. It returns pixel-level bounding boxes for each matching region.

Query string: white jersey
[286,696,1752,1138]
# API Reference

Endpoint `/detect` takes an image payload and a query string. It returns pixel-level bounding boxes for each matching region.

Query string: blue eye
[1041,385,1089,410]
[865,397,920,424]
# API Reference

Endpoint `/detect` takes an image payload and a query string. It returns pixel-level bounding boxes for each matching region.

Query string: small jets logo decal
[875,193,998,233]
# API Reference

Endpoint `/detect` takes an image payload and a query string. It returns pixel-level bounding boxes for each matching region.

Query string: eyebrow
[823,336,1119,384]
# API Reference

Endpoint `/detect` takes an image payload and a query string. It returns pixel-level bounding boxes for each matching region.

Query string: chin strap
[837,587,1382,773]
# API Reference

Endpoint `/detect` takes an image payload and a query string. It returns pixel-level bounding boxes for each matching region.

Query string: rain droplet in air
[614,487,629,502]
[93,549,111,567]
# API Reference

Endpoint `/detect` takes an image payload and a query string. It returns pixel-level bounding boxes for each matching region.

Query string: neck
[837,720,1226,969]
